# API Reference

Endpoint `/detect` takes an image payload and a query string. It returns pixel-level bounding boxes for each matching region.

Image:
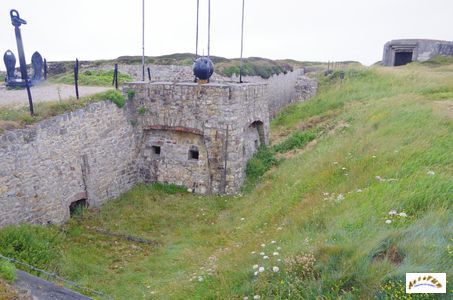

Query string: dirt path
[0,83,110,107]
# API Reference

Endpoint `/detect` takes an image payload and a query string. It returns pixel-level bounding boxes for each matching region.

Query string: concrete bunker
[382,39,453,66]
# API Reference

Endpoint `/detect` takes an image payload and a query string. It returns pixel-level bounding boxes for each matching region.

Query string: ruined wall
[125,82,269,194]
[0,102,138,226]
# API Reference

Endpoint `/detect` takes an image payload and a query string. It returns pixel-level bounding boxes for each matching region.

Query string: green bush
[137,106,146,115]
[127,90,136,101]
[243,146,278,191]
[103,90,125,108]
[0,225,62,272]
[0,261,16,283]
[273,131,316,153]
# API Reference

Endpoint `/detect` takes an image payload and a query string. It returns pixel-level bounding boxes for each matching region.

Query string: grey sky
[1,0,452,71]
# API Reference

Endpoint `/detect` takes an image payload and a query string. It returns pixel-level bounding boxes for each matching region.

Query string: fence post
[74,58,79,99]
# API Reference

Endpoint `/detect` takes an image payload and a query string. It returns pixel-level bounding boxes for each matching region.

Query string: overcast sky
[1,0,452,71]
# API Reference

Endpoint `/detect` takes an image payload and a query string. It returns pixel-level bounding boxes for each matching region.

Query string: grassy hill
[0,61,452,299]
[46,53,354,80]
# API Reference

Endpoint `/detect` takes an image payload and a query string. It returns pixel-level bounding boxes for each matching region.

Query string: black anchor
[10,9,34,115]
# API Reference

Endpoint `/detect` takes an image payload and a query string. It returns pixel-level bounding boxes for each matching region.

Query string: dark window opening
[152,145,161,156]
[189,149,199,160]
[69,199,87,217]
[254,139,259,149]
[394,51,413,66]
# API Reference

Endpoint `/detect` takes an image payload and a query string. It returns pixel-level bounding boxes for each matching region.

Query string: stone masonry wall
[125,82,269,194]
[0,101,138,226]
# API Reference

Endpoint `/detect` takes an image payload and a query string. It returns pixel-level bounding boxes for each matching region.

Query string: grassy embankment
[0,60,452,299]
[0,90,125,134]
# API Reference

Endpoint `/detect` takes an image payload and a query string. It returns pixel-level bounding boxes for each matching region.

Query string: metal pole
[142,0,145,81]
[147,67,151,81]
[195,0,199,58]
[43,58,47,80]
[207,0,211,58]
[239,0,245,83]
[74,58,79,99]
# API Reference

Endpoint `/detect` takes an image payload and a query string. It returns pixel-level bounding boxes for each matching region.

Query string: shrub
[137,106,146,115]
[127,90,136,101]
[0,261,16,283]
[244,146,278,189]
[0,225,62,272]
[273,131,316,153]
[104,90,125,108]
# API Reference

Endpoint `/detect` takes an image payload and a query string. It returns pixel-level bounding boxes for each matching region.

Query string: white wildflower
[259,252,265,256]
[263,256,269,260]
[272,266,280,273]
[356,189,363,193]
[277,246,282,250]
[241,217,245,221]
[253,264,259,270]
[254,271,258,276]
[399,212,407,217]
[198,276,204,282]
[251,251,256,255]
[427,171,435,176]
[273,252,279,256]
[244,297,249,300]
[253,296,261,300]
[372,155,376,158]
[187,188,193,193]
[271,240,276,244]
[261,243,266,248]
[385,219,392,224]
[342,167,347,170]
[376,176,384,182]
[388,210,398,216]
[336,194,345,202]
[323,192,329,196]
[277,258,282,262]
[277,227,283,231]
[258,267,265,273]
[333,161,338,165]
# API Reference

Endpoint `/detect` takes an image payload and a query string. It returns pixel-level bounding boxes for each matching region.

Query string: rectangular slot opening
[189,149,199,160]
[152,146,161,156]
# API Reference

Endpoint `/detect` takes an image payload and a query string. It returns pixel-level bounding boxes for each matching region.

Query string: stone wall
[232,70,318,117]
[0,101,138,226]
[125,81,269,195]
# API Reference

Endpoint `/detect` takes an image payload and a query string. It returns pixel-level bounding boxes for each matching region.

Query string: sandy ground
[0,83,110,107]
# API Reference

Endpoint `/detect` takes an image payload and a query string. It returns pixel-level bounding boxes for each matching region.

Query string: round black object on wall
[193,57,214,81]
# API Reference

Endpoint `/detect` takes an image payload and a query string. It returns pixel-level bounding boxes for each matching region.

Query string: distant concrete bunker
[382,39,453,66]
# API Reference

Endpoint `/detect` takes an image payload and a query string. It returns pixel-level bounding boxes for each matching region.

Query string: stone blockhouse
[126,82,269,195]
[382,39,453,66]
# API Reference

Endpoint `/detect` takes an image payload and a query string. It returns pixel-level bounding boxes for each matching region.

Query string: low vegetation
[0,90,124,133]
[0,61,452,299]
[50,69,132,87]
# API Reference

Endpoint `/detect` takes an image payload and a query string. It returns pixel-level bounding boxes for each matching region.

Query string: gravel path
[0,83,110,107]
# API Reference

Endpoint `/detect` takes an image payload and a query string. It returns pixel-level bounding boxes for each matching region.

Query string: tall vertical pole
[142,0,145,81]
[195,0,199,58]
[207,0,211,58]
[239,0,245,83]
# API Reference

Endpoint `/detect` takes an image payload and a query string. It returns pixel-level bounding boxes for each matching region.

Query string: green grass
[0,261,16,283]
[1,63,452,299]
[0,90,125,133]
[51,70,132,87]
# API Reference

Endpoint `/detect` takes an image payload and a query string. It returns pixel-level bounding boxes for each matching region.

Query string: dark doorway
[394,52,413,66]
[69,199,87,217]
